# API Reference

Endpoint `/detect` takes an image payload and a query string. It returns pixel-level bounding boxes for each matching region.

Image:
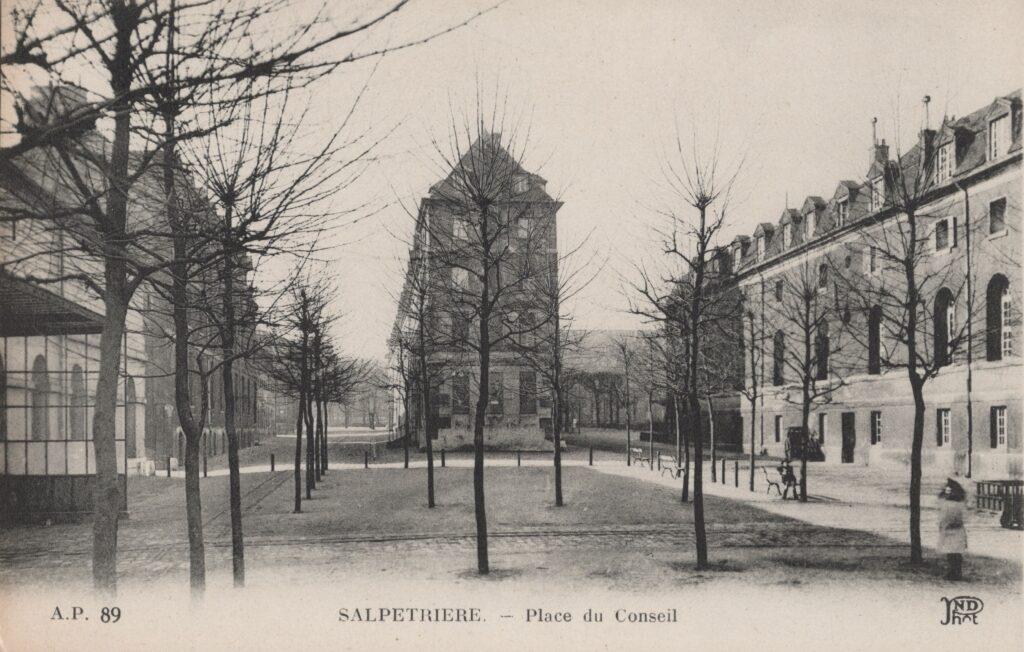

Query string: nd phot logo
[939,596,983,625]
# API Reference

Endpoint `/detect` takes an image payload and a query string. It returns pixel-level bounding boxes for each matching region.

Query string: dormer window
[989,114,1010,160]
[870,177,885,211]
[757,237,765,258]
[805,213,815,240]
[836,200,849,227]
[782,224,792,248]
[933,142,954,183]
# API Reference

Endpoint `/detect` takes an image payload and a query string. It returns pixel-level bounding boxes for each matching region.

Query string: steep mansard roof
[733,89,1021,272]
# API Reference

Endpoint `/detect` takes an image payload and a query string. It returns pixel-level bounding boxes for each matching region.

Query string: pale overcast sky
[315,0,1021,361]
[6,0,1021,362]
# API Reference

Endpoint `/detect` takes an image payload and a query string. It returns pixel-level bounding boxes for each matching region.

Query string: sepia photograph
[0,0,1021,649]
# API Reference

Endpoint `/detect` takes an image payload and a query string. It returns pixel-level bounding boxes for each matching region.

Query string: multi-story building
[731,91,1021,479]
[0,87,276,520]
[389,135,561,450]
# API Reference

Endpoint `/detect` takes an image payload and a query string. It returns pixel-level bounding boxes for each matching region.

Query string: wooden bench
[760,466,782,496]
[630,447,649,467]
[659,455,685,479]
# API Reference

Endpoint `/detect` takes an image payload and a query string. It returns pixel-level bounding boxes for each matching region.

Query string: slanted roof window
[934,142,954,183]
[989,114,1010,160]
[870,176,885,211]
[836,200,848,227]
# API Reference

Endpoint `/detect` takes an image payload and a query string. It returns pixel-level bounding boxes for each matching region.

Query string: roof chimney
[872,138,889,166]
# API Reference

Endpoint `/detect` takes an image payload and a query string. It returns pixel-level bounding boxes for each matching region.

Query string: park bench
[630,446,648,466]
[659,455,685,479]
[760,466,782,496]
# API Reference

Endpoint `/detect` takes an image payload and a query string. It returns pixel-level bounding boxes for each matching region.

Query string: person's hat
[942,478,967,502]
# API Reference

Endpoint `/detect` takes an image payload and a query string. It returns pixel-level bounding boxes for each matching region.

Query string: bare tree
[611,333,638,466]
[834,129,979,562]
[413,94,560,573]
[630,123,743,569]
[770,257,848,501]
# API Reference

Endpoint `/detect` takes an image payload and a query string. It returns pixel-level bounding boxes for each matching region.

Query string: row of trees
[629,114,1010,567]
[0,0,491,595]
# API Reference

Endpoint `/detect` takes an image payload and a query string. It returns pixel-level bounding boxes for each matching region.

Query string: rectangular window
[774,279,783,301]
[805,213,815,239]
[452,373,470,415]
[453,218,467,240]
[817,413,826,444]
[519,371,537,415]
[990,197,1006,234]
[487,372,504,415]
[783,224,791,248]
[836,201,848,227]
[870,411,882,445]
[871,177,885,210]
[936,408,951,446]
[757,237,765,258]
[991,406,1007,448]
[517,218,530,239]
[933,142,953,182]
[869,246,877,273]
[774,415,782,443]
[934,219,949,250]
[989,115,1010,160]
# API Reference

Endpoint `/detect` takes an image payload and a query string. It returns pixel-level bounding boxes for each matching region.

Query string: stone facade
[730,91,1022,479]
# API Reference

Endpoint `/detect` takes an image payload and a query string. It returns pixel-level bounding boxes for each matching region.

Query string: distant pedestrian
[938,478,967,581]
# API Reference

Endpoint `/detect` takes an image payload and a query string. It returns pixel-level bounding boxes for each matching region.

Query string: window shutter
[936,410,943,447]
[990,406,998,449]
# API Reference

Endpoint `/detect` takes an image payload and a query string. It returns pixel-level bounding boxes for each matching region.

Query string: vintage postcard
[0,0,1021,649]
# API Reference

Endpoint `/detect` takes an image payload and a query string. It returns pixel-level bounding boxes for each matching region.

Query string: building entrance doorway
[841,412,856,463]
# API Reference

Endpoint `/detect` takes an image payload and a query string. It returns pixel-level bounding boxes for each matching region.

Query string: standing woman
[938,478,968,581]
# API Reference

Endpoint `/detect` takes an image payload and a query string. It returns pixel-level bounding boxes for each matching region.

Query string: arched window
[70,365,86,440]
[125,377,137,457]
[772,330,785,386]
[868,306,882,374]
[815,322,830,380]
[31,354,50,440]
[934,288,955,367]
[986,274,1012,361]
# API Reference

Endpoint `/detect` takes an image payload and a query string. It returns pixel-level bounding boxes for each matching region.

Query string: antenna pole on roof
[871,117,878,147]
[923,95,932,130]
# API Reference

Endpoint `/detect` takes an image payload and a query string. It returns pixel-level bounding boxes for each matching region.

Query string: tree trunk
[674,396,685,503]
[417,352,434,508]
[473,336,490,574]
[553,387,564,507]
[647,392,654,470]
[313,394,322,482]
[220,215,245,587]
[304,390,315,498]
[321,402,329,473]
[799,397,810,503]
[624,375,632,466]
[707,396,717,482]
[91,295,127,595]
[293,392,304,513]
[909,380,925,563]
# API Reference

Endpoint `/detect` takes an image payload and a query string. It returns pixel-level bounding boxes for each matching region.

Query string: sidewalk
[589,460,1024,563]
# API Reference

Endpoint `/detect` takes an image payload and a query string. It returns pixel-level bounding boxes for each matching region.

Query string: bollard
[589,446,594,466]
[441,449,446,467]
[364,451,369,469]
[166,456,171,478]
[517,450,521,467]
[734,460,739,487]
[203,452,208,478]
[721,458,726,483]
[657,452,661,471]
[271,453,275,472]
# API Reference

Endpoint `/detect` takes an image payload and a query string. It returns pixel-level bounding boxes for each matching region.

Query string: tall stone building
[389,134,561,450]
[731,91,1021,479]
